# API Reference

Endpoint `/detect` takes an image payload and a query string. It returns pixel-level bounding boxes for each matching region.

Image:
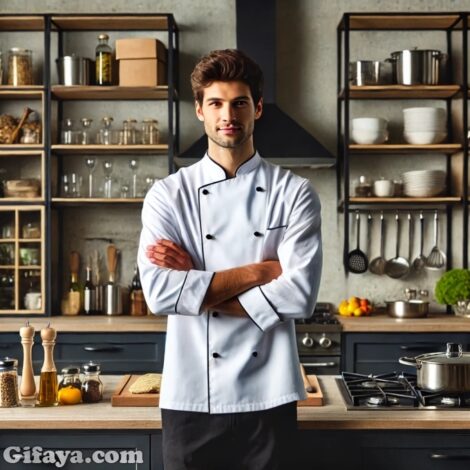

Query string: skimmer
[347,211,368,274]
[425,211,446,270]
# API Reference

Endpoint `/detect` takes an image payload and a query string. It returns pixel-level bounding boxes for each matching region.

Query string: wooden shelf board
[0,239,14,243]
[0,198,44,203]
[51,15,169,31]
[18,265,41,270]
[18,239,42,243]
[0,145,44,150]
[51,85,169,100]
[340,14,461,31]
[0,16,45,31]
[0,265,15,269]
[349,197,461,204]
[52,198,144,204]
[349,143,462,154]
[52,144,168,154]
[0,88,44,100]
[340,85,460,99]
[0,310,44,315]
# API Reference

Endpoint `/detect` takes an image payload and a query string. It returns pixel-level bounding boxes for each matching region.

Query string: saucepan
[349,60,392,86]
[399,343,470,393]
[386,300,428,319]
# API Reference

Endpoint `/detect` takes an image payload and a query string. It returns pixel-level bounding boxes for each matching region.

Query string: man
[138,49,322,470]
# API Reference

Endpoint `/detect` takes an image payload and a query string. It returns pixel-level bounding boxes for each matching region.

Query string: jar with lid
[354,175,372,197]
[0,357,19,407]
[58,365,82,391]
[20,127,39,144]
[61,118,77,145]
[81,362,103,403]
[8,48,33,86]
[79,118,93,145]
[141,119,160,145]
[97,116,116,145]
[119,119,138,145]
[95,34,112,86]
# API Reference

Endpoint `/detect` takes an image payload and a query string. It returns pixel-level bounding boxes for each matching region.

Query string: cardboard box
[115,38,167,86]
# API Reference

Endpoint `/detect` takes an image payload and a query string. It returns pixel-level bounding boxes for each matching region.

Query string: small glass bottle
[81,362,103,403]
[79,118,93,145]
[0,357,19,407]
[7,48,33,86]
[95,34,112,86]
[61,118,76,145]
[58,365,82,391]
[141,119,160,145]
[130,264,147,316]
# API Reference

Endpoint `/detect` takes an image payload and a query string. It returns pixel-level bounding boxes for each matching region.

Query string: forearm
[212,297,246,317]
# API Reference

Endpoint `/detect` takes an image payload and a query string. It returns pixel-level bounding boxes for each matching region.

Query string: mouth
[218,125,242,135]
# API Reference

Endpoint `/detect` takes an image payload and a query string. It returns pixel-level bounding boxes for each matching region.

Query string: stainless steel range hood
[176,0,336,169]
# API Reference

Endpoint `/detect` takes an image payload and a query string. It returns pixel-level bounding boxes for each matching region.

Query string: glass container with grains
[0,357,19,407]
[81,362,103,403]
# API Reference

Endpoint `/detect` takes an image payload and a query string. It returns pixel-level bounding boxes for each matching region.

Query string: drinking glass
[80,118,93,145]
[120,182,130,199]
[85,157,96,198]
[103,160,113,198]
[129,159,138,198]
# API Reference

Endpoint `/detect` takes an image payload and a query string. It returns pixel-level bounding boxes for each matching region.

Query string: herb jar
[58,365,82,391]
[7,48,33,86]
[0,357,19,407]
[354,175,372,197]
[81,362,103,403]
[141,119,160,145]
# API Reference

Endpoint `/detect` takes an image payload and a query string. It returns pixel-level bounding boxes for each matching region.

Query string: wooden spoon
[9,107,33,144]
[300,363,316,393]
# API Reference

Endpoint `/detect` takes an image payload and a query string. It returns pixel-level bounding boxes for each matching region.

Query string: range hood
[176,0,335,169]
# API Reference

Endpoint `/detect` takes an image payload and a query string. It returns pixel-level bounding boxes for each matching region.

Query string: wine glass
[129,159,138,198]
[103,160,113,198]
[85,157,96,198]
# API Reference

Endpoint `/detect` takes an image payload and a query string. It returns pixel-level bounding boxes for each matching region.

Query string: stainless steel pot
[56,55,91,85]
[386,300,428,319]
[399,343,470,392]
[388,48,445,85]
[349,60,392,86]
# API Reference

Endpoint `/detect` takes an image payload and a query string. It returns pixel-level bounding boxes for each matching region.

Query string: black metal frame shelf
[337,11,469,275]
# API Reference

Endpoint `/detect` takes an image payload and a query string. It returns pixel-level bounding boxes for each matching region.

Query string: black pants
[161,402,298,470]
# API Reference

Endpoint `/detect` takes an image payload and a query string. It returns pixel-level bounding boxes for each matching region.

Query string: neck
[207,139,255,178]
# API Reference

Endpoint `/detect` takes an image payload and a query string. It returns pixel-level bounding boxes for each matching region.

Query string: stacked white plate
[403,107,447,144]
[402,170,446,197]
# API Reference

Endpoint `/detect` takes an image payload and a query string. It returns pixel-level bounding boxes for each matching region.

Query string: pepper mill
[37,323,58,406]
[19,321,36,406]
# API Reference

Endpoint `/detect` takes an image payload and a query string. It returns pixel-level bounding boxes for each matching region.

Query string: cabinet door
[342,333,469,374]
[0,432,151,469]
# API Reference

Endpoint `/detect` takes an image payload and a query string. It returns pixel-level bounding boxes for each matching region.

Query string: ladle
[412,211,427,272]
[385,213,410,279]
[369,212,386,275]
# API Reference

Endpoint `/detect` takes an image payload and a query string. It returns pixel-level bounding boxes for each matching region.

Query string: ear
[254,98,263,120]
[195,101,204,122]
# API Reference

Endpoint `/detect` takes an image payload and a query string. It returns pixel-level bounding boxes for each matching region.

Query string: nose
[221,103,235,122]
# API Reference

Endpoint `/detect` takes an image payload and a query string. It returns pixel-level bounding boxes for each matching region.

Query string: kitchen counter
[3,376,470,430]
[0,316,167,333]
[337,312,470,332]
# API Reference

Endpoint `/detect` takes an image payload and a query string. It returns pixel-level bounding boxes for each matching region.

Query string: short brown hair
[191,49,263,106]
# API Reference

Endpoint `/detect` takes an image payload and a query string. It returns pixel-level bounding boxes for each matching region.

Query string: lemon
[58,386,82,405]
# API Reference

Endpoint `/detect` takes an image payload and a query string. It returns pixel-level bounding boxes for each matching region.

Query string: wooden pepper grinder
[37,323,58,406]
[19,321,36,406]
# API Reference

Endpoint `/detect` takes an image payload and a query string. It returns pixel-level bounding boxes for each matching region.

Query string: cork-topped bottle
[37,324,58,406]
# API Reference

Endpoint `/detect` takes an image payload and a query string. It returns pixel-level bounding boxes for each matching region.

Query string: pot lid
[391,48,441,55]
[417,343,470,364]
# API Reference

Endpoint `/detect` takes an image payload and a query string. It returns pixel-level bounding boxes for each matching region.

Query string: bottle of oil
[130,264,147,316]
[95,33,112,86]
[37,324,58,406]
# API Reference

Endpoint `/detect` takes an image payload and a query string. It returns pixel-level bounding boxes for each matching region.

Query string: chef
[138,49,322,470]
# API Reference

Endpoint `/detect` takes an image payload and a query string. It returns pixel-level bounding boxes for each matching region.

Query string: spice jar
[81,362,103,403]
[0,357,19,407]
[20,127,39,144]
[58,365,82,390]
[8,48,33,86]
[141,119,160,145]
[354,175,372,197]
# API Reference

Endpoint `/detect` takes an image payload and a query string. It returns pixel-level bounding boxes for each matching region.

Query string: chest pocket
[262,224,288,260]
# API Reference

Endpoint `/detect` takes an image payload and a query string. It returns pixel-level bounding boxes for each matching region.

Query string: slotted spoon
[369,212,386,275]
[412,211,427,272]
[347,211,368,274]
[425,211,446,270]
[385,213,410,279]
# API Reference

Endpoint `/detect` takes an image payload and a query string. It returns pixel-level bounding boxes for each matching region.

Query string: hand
[146,239,194,271]
[256,260,282,284]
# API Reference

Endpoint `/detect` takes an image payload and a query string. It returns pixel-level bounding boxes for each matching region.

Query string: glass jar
[119,119,138,145]
[61,118,77,145]
[97,116,115,145]
[95,33,112,86]
[0,51,3,85]
[58,365,82,391]
[354,175,372,197]
[23,222,41,239]
[141,119,160,145]
[7,48,33,86]
[20,127,39,144]
[79,118,93,145]
[0,357,19,407]
[81,362,103,403]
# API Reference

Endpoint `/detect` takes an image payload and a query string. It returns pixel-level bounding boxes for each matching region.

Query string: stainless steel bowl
[349,60,392,86]
[56,55,91,86]
[386,300,429,318]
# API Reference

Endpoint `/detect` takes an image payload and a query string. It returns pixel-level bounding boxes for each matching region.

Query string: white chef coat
[138,151,322,413]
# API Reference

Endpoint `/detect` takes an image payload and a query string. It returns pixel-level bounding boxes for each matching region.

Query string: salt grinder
[37,323,58,406]
[19,321,36,406]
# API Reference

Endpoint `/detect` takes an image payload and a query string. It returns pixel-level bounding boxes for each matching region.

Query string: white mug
[25,292,41,310]
[373,179,394,197]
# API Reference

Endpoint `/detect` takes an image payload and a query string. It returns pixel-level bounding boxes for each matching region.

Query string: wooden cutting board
[112,375,160,407]
[112,374,323,407]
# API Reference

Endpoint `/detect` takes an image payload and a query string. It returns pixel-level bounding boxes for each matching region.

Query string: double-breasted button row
[205,232,262,239]
[212,352,257,359]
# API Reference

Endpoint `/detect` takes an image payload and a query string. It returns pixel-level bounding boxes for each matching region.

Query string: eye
[208,101,221,107]
[234,100,248,107]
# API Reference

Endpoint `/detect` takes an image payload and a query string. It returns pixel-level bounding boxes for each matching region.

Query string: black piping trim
[259,286,282,321]
[266,224,288,231]
[244,308,264,332]
[174,270,189,314]
[206,151,258,179]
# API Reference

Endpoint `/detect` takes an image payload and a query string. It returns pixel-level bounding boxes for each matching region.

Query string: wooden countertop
[0,316,167,333]
[3,376,470,430]
[337,312,470,332]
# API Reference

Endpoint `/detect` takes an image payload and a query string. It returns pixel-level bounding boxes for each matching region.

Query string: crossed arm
[146,239,282,317]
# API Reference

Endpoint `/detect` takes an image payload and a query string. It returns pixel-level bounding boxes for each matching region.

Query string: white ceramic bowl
[403,131,447,145]
[373,179,395,197]
[351,117,388,131]
[403,107,446,117]
[352,128,388,144]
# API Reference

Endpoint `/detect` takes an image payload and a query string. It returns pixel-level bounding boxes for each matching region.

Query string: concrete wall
[1,0,468,310]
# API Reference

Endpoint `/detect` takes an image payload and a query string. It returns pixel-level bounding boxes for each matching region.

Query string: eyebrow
[205,95,251,102]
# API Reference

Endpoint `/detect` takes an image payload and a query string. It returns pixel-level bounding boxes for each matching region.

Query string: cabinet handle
[300,362,336,367]
[400,344,442,352]
[83,345,123,353]
[430,453,470,460]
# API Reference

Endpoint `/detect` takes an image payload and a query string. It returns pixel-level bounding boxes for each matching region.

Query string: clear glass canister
[141,119,160,145]
[0,357,19,407]
[97,116,115,145]
[354,175,372,197]
[8,48,33,86]
[61,118,77,145]
[79,118,93,145]
[81,362,103,403]
[58,365,82,390]
[120,119,138,145]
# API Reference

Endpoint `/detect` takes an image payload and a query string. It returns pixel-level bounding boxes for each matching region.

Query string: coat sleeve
[138,182,214,316]
[238,180,322,332]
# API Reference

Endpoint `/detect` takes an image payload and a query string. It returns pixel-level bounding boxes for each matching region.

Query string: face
[195,81,263,151]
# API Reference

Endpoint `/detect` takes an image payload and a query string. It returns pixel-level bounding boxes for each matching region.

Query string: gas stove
[295,303,341,375]
[337,372,470,410]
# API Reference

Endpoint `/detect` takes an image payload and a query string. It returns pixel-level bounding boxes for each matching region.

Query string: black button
[212,352,220,358]
[256,186,264,192]
[206,234,214,240]
[253,231,263,237]
[213,312,219,317]
[202,189,209,195]
[252,351,258,357]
